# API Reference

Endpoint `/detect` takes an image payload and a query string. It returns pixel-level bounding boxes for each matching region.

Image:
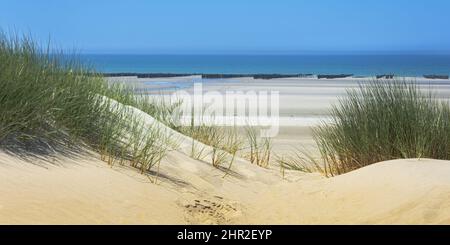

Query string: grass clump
[244,127,272,168]
[132,95,183,130]
[0,34,109,147]
[0,33,174,177]
[276,148,324,177]
[182,124,244,169]
[179,107,245,169]
[313,80,450,176]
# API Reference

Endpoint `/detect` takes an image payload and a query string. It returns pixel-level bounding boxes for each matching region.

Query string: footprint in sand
[183,196,240,224]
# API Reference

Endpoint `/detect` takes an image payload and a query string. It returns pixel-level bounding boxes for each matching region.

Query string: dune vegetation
[244,127,272,168]
[309,80,450,176]
[0,33,177,177]
[278,80,450,177]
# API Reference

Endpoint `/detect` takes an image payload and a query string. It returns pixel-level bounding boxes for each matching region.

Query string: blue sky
[1,0,450,54]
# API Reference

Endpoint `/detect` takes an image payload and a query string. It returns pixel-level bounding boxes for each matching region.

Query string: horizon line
[75,51,450,56]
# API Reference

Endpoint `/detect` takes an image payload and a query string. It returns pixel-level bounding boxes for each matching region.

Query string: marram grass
[313,80,450,176]
[0,33,174,177]
[244,127,272,168]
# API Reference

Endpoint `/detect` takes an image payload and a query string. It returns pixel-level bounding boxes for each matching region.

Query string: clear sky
[1,0,450,54]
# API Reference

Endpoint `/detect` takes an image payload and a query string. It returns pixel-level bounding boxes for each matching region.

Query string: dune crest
[244,159,450,224]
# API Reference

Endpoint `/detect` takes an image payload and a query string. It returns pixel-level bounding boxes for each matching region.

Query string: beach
[108,75,450,155]
[2,76,450,224]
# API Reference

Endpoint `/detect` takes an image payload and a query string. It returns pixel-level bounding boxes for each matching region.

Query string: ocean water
[80,54,450,76]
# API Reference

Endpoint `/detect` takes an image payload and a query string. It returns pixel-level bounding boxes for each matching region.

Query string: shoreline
[102,72,449,80]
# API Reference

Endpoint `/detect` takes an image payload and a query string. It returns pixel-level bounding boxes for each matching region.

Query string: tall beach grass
[244,127,272,168]
[0,33,174,177]
[312,80,450,176]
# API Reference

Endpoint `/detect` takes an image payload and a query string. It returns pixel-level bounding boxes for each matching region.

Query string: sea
[79,54,450,77]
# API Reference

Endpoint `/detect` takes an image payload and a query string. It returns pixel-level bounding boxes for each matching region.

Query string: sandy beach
[109,76,450,154]
[2,76,450,224]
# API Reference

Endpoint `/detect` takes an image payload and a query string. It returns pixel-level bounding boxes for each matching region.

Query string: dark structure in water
[103,73,315,79]
[424,75,449,79]
[202,74,314,79]
[317,74,353,79]
[376,74,395,79]
[201,74,250,79]
[103,73,197,78]
[253,74,313,79]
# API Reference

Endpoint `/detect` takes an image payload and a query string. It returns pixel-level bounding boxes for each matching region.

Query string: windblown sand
[1,76,450,224]
[1,151,450,224]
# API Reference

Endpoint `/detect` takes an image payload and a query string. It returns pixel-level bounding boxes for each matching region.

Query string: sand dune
[0,152,185,224]
[2,150,450,224]
[244,159,450,224]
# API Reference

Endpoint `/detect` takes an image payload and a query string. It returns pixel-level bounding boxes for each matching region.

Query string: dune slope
[1,150,450,224]
[244,159,450,224]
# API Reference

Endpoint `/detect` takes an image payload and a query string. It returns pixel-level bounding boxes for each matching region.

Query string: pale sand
[245,159,450,224]
[1,77,450,224]
[0,152,185,224]
[2,151,450,224]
